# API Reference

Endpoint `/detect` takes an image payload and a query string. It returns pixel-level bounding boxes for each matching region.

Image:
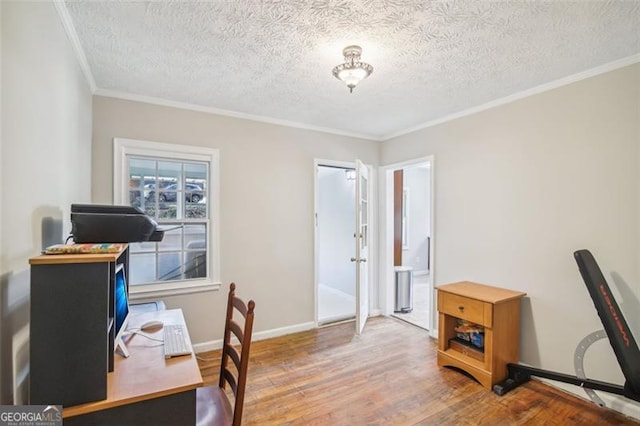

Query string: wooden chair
[196,283,256,426]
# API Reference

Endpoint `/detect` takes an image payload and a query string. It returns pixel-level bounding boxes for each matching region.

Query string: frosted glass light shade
[332,45,373,93]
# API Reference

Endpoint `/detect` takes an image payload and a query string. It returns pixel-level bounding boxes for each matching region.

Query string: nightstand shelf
[449,338,484,362]
[437,281,526,389]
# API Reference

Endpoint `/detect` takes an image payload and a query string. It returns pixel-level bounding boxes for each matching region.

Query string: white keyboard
[163,324,193,359]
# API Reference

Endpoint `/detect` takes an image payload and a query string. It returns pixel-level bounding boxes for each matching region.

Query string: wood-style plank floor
[197,316,639,425]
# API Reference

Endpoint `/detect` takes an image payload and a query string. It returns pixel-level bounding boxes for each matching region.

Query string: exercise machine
[493,249,640,405]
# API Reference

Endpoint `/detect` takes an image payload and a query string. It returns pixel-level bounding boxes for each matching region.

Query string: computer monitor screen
[114,263,129,343]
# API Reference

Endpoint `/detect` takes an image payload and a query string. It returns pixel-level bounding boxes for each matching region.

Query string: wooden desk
[64,309,203,425]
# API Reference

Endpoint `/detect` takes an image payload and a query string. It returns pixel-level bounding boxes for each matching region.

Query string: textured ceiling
[63,1,640,140]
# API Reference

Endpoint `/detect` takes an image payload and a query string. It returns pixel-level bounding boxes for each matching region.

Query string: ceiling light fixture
[332,45,373,93]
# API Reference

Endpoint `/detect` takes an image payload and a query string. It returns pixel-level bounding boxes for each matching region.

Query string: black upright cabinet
[29,246,129,407]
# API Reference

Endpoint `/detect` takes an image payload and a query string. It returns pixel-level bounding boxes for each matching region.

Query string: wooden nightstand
[437,281,526,389]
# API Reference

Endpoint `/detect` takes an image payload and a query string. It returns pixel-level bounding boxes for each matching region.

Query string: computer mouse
[139,320,164,331]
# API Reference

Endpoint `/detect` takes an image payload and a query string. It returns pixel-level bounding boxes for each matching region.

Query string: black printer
[70,204,164,243]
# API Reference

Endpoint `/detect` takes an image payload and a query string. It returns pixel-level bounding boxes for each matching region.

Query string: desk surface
[64,309,203,418]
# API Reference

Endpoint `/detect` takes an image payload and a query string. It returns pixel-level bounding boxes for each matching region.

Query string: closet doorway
[315,162,356,325]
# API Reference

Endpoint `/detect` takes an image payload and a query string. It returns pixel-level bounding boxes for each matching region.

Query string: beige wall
[92,96,379,345]
[381,63,640,414]
[1,1,93,404]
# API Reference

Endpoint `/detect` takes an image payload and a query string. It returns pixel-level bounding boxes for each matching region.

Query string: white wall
[402,166,430,274]
[0,1,93,404]
[91,96,379,346]
[381,63,640,417]
[318,166,356,296]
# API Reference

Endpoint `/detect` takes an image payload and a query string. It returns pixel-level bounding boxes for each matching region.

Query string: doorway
[315,163,356,324]
[381,157,434,333]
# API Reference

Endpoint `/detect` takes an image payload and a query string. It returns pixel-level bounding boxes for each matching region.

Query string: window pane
[158,252,182,281]
[360,175,367,199]
[185,225,206,279]
[158,161,181,184]
[185,163,206,181]
[129,158,155,207]
[362,224,368,248]
[185,163,207,206]
[142,204,158,217]
[129,253,156,285]
[185,250,206,279]
[129,189,141,207]
[159,226,182,251]
[361,200,368,225]
[184,224,206,249]
[130,158,156,179]
[186,204,206,218]
[158,201,178,219]
[130,241,156,253]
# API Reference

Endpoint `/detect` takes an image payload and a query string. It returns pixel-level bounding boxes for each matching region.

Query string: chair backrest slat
[225,343,241,371]
[229,320,244,343]
[222,367,238,395]
[232,297,249,316]
[218,282,255,426]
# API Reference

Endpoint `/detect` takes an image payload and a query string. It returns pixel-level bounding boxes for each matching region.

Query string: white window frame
[113,137,221,299]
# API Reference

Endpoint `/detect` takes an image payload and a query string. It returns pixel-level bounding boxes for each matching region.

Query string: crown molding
[384,53,640,140]
[94,88,381,142]
[53,0,96,92]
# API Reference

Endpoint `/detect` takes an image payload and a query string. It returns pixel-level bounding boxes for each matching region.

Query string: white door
[355,159,369,335]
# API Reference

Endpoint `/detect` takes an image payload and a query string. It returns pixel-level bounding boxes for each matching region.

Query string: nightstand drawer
[439,292,490,327]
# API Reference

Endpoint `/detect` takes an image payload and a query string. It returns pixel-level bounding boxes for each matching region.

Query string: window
[114,138,220,298]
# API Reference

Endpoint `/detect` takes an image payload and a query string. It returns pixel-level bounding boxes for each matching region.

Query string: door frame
[314,159,378,328]
[378,155,437,337]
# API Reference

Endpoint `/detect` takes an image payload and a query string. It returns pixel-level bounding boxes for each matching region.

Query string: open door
[315,162,357,325]
[354,159,369,335]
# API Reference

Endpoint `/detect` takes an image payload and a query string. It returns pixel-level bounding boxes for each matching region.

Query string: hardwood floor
[197,316,638,425]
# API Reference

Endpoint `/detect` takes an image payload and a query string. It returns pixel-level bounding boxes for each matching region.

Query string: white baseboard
[193,321,317,353]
